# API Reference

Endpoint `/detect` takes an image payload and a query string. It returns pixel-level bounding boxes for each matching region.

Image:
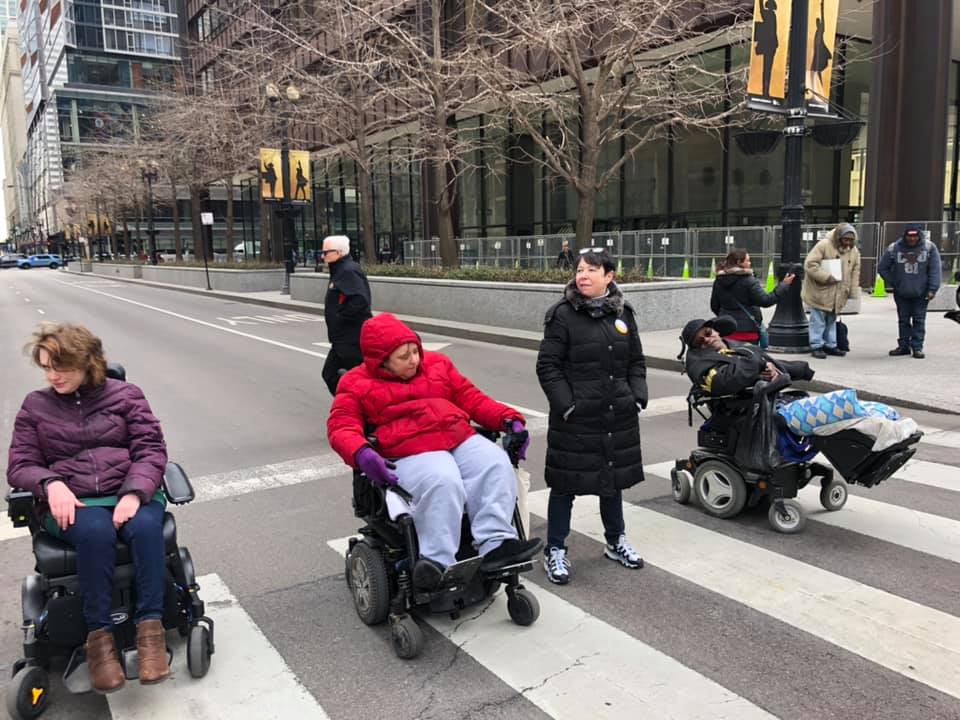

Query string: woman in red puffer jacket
[7,323,170,694]
[328,313,542,591]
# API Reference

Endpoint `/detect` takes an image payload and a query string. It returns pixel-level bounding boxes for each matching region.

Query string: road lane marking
[51,278,327,359]
[893,459,960,492]
[644,461,960,564]
[23,297,29,302]
[218,313,323,326]
[527,489,960,700]
[188,452,349,503]
[36,309,44,315]
[326,538,774,720]
[0,523,30,542]
[917,427,960,449]
[107,573,330,720]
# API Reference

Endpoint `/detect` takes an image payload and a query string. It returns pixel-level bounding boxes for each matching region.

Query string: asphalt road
[1,269,959,720]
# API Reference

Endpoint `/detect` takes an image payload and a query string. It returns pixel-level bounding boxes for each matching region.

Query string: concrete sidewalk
[65,269,959,414]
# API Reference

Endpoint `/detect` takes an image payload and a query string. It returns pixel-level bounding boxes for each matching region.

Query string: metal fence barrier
[402,221,959,287]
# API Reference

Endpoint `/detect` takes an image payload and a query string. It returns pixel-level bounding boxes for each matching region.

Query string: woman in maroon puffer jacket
[7,323,170,694]
[328,313,542,591]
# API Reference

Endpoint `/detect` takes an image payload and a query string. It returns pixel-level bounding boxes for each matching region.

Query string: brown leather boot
[136,619,170,684]
[86,628,125,694]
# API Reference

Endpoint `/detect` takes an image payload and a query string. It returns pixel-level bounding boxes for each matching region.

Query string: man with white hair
[321,235,372,394]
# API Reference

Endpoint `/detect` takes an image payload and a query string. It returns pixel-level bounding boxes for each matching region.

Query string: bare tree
[475,0,750,247]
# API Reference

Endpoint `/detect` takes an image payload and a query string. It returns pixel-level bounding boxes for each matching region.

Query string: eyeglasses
[578,247,608,255]
[319,249,340,257]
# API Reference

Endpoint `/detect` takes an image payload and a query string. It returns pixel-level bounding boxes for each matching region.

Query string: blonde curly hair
[26,322,107,387]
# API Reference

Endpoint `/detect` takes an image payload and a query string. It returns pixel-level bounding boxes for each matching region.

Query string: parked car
[18,254,62,269]
[0,254,26,268]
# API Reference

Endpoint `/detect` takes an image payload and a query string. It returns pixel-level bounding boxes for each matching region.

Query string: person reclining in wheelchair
[6,323,170,694]
[328,312,543,592]
[680,315,815,398]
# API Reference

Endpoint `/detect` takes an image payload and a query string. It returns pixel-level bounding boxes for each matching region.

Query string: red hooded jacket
[327,313,523,465]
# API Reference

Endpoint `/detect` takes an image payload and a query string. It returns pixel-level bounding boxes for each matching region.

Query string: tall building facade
[18,0,180,245]
[187,1,960,261]
[1,27,27,244]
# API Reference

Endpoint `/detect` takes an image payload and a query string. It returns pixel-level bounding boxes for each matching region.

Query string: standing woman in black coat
[536,250,648,585]
[710,248,794,343]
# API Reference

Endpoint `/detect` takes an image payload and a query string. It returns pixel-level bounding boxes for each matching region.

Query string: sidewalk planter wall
[92,263,143,279]
[140,266,285,292]
[291,274,714,333]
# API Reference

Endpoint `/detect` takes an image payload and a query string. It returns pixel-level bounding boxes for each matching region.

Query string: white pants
[394,434,518,567]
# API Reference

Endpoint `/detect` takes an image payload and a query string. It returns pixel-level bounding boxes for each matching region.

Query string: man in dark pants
[321,235,372,394]
[878,224,942,359]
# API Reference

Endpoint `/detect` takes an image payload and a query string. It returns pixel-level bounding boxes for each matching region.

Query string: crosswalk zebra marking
[917,426,960,449]
[107,573,330,719]
[643,462,960,564]
[891,459,959,492]
[528,489,960,701]
[326,537,775,720]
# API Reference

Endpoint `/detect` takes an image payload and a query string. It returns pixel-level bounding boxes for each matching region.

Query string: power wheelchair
[670,374,922,533]
[4,364,214,720]
[344,428,540,660]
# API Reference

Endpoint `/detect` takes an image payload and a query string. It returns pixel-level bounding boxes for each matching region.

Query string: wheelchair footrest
[482,560,533,579]
[63,646,91,695]
[121,646,174,681]
[435,556,483,590]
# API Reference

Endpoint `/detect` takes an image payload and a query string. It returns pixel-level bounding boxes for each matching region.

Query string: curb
[63,269,959,416]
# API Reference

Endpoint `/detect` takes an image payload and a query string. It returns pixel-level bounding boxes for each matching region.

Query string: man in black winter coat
[321,235,373,395]
[681,316,814,396]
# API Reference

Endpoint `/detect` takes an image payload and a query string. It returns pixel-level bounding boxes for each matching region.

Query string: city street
[1,269,959,719]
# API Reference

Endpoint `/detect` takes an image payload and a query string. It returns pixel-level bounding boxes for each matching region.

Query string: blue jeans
[546,490,625,549]
[61,502,166,632]
[808,307,837,350]
[894,295,928,351]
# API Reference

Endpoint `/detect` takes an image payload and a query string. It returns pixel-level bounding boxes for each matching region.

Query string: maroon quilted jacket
[6,378,167,503]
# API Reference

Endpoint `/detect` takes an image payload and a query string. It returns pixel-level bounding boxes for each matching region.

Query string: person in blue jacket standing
[878,224,942,359]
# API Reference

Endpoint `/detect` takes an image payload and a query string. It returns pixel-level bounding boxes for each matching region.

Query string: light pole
[139,159,160,264]
[767,0,810,352]
[266,82,301,295]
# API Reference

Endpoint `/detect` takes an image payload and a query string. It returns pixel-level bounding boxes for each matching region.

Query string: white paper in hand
[821,258,842,281]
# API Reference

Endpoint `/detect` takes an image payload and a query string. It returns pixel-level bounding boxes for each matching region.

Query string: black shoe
[811,348,827,359]
[912,349,925,359]
[412,558,445,591]
[889,347,911,356]
[481,537,544,571]
[824,346,846,357]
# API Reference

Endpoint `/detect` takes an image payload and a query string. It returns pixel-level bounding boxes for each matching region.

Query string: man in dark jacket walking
[878,224,942,359]
[321,235,373,394]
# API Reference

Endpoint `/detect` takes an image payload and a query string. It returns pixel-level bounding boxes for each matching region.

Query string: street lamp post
[139,159,160,264]
[266,82,301,295]
[767,0,810,352]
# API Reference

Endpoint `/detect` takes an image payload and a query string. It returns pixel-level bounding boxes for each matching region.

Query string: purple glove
[504,420,530,462]
[355,446,399,488]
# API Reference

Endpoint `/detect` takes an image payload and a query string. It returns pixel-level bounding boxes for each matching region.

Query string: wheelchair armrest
[162,462,195,504]
[753,374,791,397]
[6,489,35,528]
[473,426,501,443]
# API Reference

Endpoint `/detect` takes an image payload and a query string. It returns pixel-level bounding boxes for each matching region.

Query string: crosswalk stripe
[312,341,451,351]
[527,490,960,700]
[643,462,960,564]
[107,573,330,719]
[892,459,959,492]
[0,523,29,542]
[326,537,775,720]
[642,395,690,418]
[917,426,960,449]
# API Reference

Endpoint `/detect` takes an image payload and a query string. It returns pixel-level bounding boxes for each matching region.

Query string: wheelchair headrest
[106,362,126,381]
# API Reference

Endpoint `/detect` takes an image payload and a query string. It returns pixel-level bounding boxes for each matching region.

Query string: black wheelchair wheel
[391,615,424,660]
[671,468,693,505]
[187,624,212,679]
[348,543,390,626]
[819,480,848,511]
[506,588,540,627]
[768,499,806,534]
[5,666,49,720]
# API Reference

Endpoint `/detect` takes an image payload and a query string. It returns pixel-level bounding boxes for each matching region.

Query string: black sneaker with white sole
[604,535,643,569]
[543,546,571,585]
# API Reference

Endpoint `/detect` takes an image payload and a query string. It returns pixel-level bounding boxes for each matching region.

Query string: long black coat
[325,254,372,345]
[536,282,648,496]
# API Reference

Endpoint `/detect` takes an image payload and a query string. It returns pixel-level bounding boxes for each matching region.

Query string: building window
[66,53,132,87]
